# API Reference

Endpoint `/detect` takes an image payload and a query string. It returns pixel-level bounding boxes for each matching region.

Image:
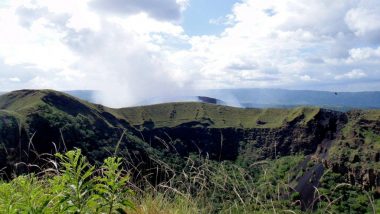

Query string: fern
[55,149,96,213]
[95,157,135,213]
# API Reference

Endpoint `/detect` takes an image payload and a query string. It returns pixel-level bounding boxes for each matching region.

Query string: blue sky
[0,0,379,106]
[182,0,238,35]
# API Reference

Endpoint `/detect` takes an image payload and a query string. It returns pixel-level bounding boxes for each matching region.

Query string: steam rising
[66,20,192,108]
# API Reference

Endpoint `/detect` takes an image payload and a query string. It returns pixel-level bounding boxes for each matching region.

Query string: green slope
[0,89,322,129]
[113,102,321,129]
[0,90,99,119]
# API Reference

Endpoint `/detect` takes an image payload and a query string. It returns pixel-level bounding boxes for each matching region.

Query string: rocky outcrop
[325,159,380,189]
[138,109,346,162]
[324,110,380,189]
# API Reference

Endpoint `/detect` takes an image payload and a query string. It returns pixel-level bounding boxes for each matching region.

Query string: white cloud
[9,77,21,82]
[0,0,380,107]
[299,75,315,81]
[345,3,380,38]
[0,0,192,106]
[173,0,380,90]
[348,47,380,62]
[334,69,367,80]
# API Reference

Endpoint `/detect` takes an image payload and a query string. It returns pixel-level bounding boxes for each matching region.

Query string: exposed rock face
[326,154,380,189]
[325,161,380,189]
[139,109,347,162]
[324,110,380,189]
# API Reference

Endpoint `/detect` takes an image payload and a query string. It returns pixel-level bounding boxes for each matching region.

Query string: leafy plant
[95,157,135,213]
[55,149,96,213]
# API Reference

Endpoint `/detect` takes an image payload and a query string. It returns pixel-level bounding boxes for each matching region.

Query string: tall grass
[0,148,378,213]
[0,149,298,213]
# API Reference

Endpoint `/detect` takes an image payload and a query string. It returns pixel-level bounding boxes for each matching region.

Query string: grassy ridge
[0,90,321,129]
[106,102,320,129]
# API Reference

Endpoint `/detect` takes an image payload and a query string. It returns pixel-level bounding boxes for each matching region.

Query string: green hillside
[0,90,322,129]
[0,89,378,213]
[112,102,321,129]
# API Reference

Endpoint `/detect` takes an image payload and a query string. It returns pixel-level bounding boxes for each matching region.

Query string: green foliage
[317,170,376,213]
[0,150,378,213]
[0,175,51,213]
[55,149,96,213]
[0,150,135,214]
[95,157,134,213]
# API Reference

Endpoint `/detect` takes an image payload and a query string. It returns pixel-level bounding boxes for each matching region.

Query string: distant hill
[1,88,379,109]
[202,88,380,109]
[68,88,380,109]
[136,95,225,106]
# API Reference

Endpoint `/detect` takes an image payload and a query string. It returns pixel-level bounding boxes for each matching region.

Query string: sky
[0,0,380,106]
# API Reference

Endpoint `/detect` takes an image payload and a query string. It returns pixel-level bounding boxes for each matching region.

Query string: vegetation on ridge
[0,89,379,213]
[113,102,321,129]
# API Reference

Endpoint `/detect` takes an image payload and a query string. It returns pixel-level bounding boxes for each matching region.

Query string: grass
[0,90,323,129]
[1,148,378,213]
[0,90,49,114]
[112,103,321,129]
[0,149,302,213]
[0,89,379,213]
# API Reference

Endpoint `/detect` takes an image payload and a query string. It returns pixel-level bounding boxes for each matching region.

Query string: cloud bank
[0,0,379,106]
